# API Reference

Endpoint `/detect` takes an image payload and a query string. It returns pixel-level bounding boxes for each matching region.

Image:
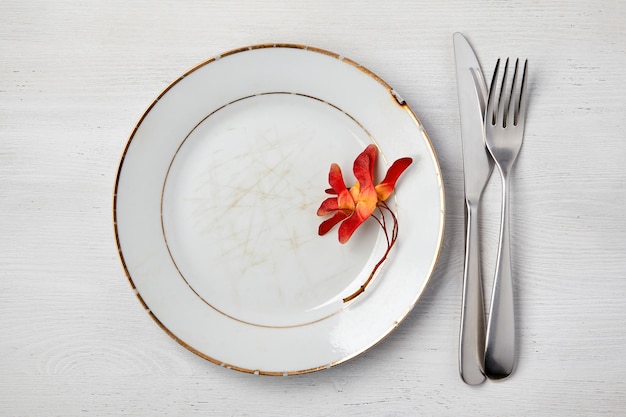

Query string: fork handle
[459,202,486,385]
[485,175,516,379]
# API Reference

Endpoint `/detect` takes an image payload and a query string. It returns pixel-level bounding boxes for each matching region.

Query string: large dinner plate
[114,44,444,375]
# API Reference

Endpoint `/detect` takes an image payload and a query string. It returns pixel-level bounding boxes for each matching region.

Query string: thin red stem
[343,201,399,303]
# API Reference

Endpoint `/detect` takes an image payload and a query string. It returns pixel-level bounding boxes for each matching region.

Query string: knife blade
[453,32,492,385]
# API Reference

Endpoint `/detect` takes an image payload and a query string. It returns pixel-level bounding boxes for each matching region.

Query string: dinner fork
[473,58,528,379]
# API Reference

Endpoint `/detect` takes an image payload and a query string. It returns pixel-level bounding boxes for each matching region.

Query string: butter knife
[453,32,492,385]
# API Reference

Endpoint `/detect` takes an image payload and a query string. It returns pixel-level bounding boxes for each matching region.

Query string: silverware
[474,58,528,379]
[453,32,492,385]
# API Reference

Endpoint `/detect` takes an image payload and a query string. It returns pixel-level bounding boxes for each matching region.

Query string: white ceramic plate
[114,44,444,375]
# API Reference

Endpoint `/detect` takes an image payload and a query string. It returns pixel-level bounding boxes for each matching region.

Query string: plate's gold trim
[113,43,445,376]
[143,303,334,376]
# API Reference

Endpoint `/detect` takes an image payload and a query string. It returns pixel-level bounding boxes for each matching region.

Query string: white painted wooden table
[2,1,625,415]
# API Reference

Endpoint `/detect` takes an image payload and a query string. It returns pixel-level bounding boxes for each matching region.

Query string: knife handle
[459,201,486,385]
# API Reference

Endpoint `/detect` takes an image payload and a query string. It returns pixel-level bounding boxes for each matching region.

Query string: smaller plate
[114,44,444,375]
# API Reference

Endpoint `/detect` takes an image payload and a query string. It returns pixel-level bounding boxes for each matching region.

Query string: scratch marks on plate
[186,124,318,280]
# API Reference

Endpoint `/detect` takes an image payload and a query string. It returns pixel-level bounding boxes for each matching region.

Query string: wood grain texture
[1,0,626,415]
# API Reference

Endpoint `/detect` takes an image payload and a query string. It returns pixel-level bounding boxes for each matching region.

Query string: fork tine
[487,58,500,126]
[507,59,520,128]
[516,60,529,127]
[470,67,488,114]
[497,58,509,127]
